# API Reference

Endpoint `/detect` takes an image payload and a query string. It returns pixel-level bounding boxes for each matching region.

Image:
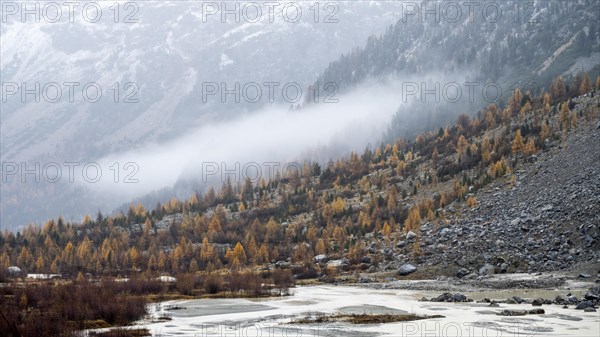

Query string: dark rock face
[398,264,417,276]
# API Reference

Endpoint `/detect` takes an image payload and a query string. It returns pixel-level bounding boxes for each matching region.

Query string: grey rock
[575,301,594,310]
[326,259,350,271]
[439,228,451,236]
[313,254,328,264]
[583,307,597,312]
[431,293,468,302]
[456,268,470,278]
[453,293,467,302]
[498,308,545,316]
[584,292,599,301]
[479,263,496,275]
[532,298,544,306]
[358,276,371,284]
[498,310,526,316]
[555,295,568,304]
[406,231,417,240]
[275,261,291,269]
[398,263,417,276]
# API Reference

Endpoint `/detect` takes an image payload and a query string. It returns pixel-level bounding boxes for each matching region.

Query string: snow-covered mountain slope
[315,0,599,96]
[308,0,600,139]
[0,1,404,229]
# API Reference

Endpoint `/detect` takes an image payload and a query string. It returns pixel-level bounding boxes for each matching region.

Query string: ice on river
[138,285,599,337]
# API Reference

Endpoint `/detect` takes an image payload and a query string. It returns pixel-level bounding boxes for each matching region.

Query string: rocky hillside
[394,105,600,278]
[2,82,599,283]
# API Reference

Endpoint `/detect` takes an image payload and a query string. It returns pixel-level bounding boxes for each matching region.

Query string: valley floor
[95,281,600,337]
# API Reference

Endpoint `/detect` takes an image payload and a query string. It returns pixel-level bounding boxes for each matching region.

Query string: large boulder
[7,266,21,274]
[479,264,496,275]
[532,299,544,306]
[555,295,568,304]
[406,231,417,240]
[398,263,417,276]
[313,254,328,264]
[275,261,291,269]
[456,268,470,278]
[326,259,350,271]
[575,301,594,310]
[432,293,468,302]
[453,293,468,302]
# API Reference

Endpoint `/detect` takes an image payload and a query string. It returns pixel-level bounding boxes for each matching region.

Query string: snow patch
[219,53,234,68]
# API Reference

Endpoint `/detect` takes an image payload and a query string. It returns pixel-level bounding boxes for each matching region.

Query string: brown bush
[0,280,148,337]
[203,272,223,294]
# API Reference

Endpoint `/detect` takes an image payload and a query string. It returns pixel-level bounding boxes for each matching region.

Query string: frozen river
[133,285,599,337]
